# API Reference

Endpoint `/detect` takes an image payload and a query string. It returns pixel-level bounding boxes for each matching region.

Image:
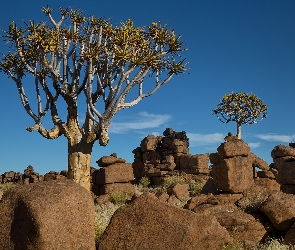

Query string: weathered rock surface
[0,179,95,250]
[276,161,295,185]
[98,193,232,250]
[260,192,295,231]
[271,145,295,159]
[96,163,134,184]
[217,140,250,158]
[96,155,126,168]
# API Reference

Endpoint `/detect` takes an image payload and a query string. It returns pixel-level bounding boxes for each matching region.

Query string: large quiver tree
[0,7,187,191]
[213,92,267,139]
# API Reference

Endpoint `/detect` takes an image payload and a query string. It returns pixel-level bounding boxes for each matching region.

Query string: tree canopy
[213,92,267,138]
[0,6,187,146]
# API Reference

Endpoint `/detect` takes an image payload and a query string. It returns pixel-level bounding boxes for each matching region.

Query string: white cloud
[248,142,261,149]
[255,134,295,143]
[187,133,224,147]
[110,111,171,134]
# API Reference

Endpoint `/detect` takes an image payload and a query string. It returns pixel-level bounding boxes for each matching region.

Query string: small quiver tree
[213,92,267,139]
[0,7,187,191]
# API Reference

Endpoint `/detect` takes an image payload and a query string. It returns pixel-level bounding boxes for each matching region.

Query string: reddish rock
[213,156,254,193]
[140,135,162,152]
[180,154,209,174]
[271,145,295,159]
[281,185,295,194]
[209,152,223,165]
[98,193,232,250]
[260,192,295,231]
[167,183,189,200]
[0,179,95,250]
[44,172,55,181]
[249,152,270,171]
[96,155,126,168]
[277,161,295,184]
[254,178,280,191]
[217,140,250,158]
[96,163,134,185]
[257,170,276,179]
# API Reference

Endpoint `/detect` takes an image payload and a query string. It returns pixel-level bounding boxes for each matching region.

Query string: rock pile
[210,134,279,193]
[92,154,135,198]
[132,128,210,186]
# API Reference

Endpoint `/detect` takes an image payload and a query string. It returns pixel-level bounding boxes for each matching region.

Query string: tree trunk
[67,137,94,191]
[236,122,242,139]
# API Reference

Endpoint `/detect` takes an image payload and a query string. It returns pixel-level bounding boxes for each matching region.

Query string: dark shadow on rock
[10,200,38,250]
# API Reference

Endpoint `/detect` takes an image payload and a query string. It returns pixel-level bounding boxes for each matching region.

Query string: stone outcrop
[132,128,210,190]
[0,179,95,250]
[92,155,135,197]
[260,191,295,231]
[98,193,232,250]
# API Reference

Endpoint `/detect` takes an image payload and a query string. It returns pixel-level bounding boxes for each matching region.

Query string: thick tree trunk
[67,137,94,192]
[237,122,242,139]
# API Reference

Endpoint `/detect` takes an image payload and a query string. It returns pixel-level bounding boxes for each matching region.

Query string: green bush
[108,189,130,205]
[139,176,150,188]
[162,175,187,190]
[188,181,205,195]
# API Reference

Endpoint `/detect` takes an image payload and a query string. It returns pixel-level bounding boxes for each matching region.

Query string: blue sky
[1,0,295,174]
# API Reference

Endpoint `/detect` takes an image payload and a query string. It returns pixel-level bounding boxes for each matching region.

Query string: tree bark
[237,122,242,139]
[67,137,94,191]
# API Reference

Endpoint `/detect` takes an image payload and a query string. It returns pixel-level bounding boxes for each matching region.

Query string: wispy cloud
[110,111,171,134]
[248,142,261,149]
[255,134,295,143]
[187,133,224,147]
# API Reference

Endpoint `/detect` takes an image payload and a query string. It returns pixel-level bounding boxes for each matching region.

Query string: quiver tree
[213,92,267,139]
[0,7,187,191]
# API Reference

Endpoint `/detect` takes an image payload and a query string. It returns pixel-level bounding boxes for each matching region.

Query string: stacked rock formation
[210,133,278,193]
[272,144,295,193]
[92,154,135,197]
[132,128,209,185]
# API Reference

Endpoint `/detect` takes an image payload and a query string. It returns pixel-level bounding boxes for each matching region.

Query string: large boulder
[96,155,126,168]
[276,161,295,185]
[213,156,253,193]
[260,192,295,231]
[0,179,95,250]
[98,193,232,250]
[217,140,250,158]
[96,163,134,185]
[271,145,295,159]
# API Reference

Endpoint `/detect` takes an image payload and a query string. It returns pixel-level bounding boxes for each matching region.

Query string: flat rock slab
[0,179,95,250]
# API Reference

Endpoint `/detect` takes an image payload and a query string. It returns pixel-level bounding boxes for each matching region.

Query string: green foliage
[188,181,204,195]
[213,92,267,126]
[162,175,187,190]
[253,238,295,250]
[139,176,151,188]
[108,189,130,205]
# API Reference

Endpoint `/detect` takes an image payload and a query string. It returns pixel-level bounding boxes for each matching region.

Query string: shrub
[188,181,205,195]
[253,238,295,250]
[108,189,130,205]
[139,176,150,188]
[162,175,187,190]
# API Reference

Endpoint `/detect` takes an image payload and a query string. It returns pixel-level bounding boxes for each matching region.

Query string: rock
[24,165,34,178]
[276,161,295,184]
[140,135,162,152]
[281,184,295,194]
[44,172,55,181]
[98,193,232,250]
[213,156,253,193]
[0,179,95,250]
[271,145,295,159]
[284,221,295,245]
[167,183,189,200]
[224,132,238,142]
[257,170,276,179]
[260,192,295,231]
[193,203,266,248]
[249,152,270,171]
[96,163,134,185]
[179,154,209,174]
[254,178,280,191]
[96,155,126,168]
[217,140,250,158]
[209,152,223,165]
